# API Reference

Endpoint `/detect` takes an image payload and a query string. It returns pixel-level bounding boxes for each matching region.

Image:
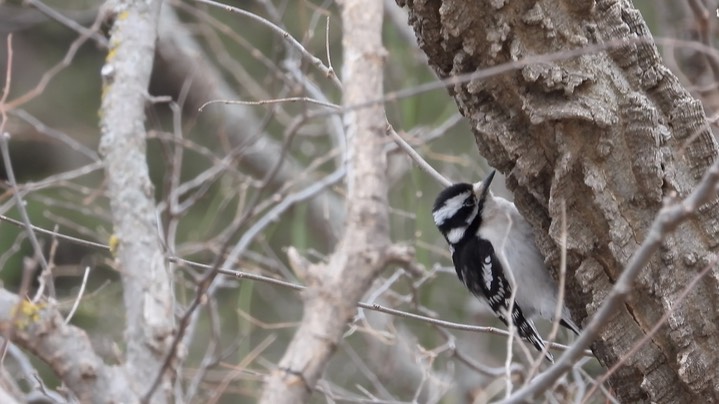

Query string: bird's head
[431,170,495,245]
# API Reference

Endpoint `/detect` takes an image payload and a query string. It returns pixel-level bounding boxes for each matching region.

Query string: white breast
[477,196,562,321]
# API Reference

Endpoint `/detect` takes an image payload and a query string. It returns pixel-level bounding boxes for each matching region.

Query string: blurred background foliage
[0,0,709,402]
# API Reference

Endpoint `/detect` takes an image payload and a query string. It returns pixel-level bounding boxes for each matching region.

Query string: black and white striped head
[432,170,495,245]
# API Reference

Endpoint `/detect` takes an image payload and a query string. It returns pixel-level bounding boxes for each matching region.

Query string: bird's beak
[473,170,496,197]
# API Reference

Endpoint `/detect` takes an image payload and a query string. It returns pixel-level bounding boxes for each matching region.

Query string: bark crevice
[399,0,719,401]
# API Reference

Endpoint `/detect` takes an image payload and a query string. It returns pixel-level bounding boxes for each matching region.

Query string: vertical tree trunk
[99,0,174,401]
[398,0,719,401]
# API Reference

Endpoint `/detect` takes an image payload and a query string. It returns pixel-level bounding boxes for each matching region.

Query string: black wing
[452,237,553,362]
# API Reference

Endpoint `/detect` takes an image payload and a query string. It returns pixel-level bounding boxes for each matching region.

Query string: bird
[431,170,580,362]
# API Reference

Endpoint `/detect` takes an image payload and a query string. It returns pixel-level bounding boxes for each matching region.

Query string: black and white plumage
[432,170,580,362]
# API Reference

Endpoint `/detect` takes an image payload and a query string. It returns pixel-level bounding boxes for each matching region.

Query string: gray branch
[98,0,174,401]
[258,0,400,402]
[0,289,135,402]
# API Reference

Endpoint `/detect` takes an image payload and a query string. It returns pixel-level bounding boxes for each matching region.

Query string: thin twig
[191,0,342,89]
[386,124,451,186]
[221,165,346,269]
[10,110,99,162]
[0,215,107,250]
[64,266,91,324]
[304,36,719,121]
[0,34,49,304]
[199,96,340,112]
[24,0,108,47]
[325,16,334,74]
[32,225,60,302]
[435,326,524,378]
[578,366,620,404]
[0,211,592,356]
[6,10,107,109]
[0,34,13,133]
[687,0,719,80]
[144,146,344,402]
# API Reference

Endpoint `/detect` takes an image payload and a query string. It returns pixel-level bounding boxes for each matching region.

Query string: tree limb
[258,0,398,402]
[0,289,136,402]
[98,0,174,401]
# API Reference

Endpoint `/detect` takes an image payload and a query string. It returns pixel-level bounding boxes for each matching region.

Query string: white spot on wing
[482,256,493,290]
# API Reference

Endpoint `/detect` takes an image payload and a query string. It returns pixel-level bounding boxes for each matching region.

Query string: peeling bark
[398,0,719,401]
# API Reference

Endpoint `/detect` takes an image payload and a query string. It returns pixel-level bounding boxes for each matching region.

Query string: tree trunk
[398,0,719,402]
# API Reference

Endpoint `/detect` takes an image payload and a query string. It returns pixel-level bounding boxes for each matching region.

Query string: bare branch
[64,266,90,325]
[191,0,342,89]
[259,1,395,401]
[0,289,135,402]
[199,97,341,111]
[24,0,108,47]
[0,214,586,355]
[98,0,174,401]
[5,9,106,110]
[0,135,52,299]
[0,215,107,250]
[386,124,451,187]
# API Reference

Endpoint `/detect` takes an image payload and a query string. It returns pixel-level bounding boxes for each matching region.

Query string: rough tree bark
[398,0,719,402]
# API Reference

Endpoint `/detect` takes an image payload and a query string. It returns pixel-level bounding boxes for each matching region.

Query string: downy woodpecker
[432,170,579,362]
